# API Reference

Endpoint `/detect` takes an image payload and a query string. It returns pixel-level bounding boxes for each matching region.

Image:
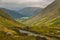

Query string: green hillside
[0,9,25,28]
[0,9,37,40]
[22,0,60,40]
[24,0,60,26]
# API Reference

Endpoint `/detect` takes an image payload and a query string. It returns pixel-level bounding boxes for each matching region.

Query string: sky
[0,0,55,10]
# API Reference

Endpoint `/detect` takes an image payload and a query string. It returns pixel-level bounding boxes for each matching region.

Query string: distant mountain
[0,7,43,23]
[24,0,60,26]
[1,8,25,18]
[16,7,43,17]
[1,7,43,21]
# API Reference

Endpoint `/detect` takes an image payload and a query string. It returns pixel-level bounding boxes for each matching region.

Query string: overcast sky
[0,0,55,10]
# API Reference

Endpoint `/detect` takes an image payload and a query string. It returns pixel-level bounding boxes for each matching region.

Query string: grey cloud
[0,0,55,10]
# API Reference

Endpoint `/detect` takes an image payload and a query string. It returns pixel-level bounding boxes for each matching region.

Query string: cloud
[0,0,44,3]
[0,0,55,10]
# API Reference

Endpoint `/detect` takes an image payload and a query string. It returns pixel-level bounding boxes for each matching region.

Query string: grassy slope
[23,0,60,40]
[24,0,60,26]
[0,9,26,28]
[0,9,36,40]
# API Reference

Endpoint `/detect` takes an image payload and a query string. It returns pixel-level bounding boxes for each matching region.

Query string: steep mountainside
[24,0,60,26]
[22,0,60,40]
[0,9,37,40]
[0,9,25,28]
